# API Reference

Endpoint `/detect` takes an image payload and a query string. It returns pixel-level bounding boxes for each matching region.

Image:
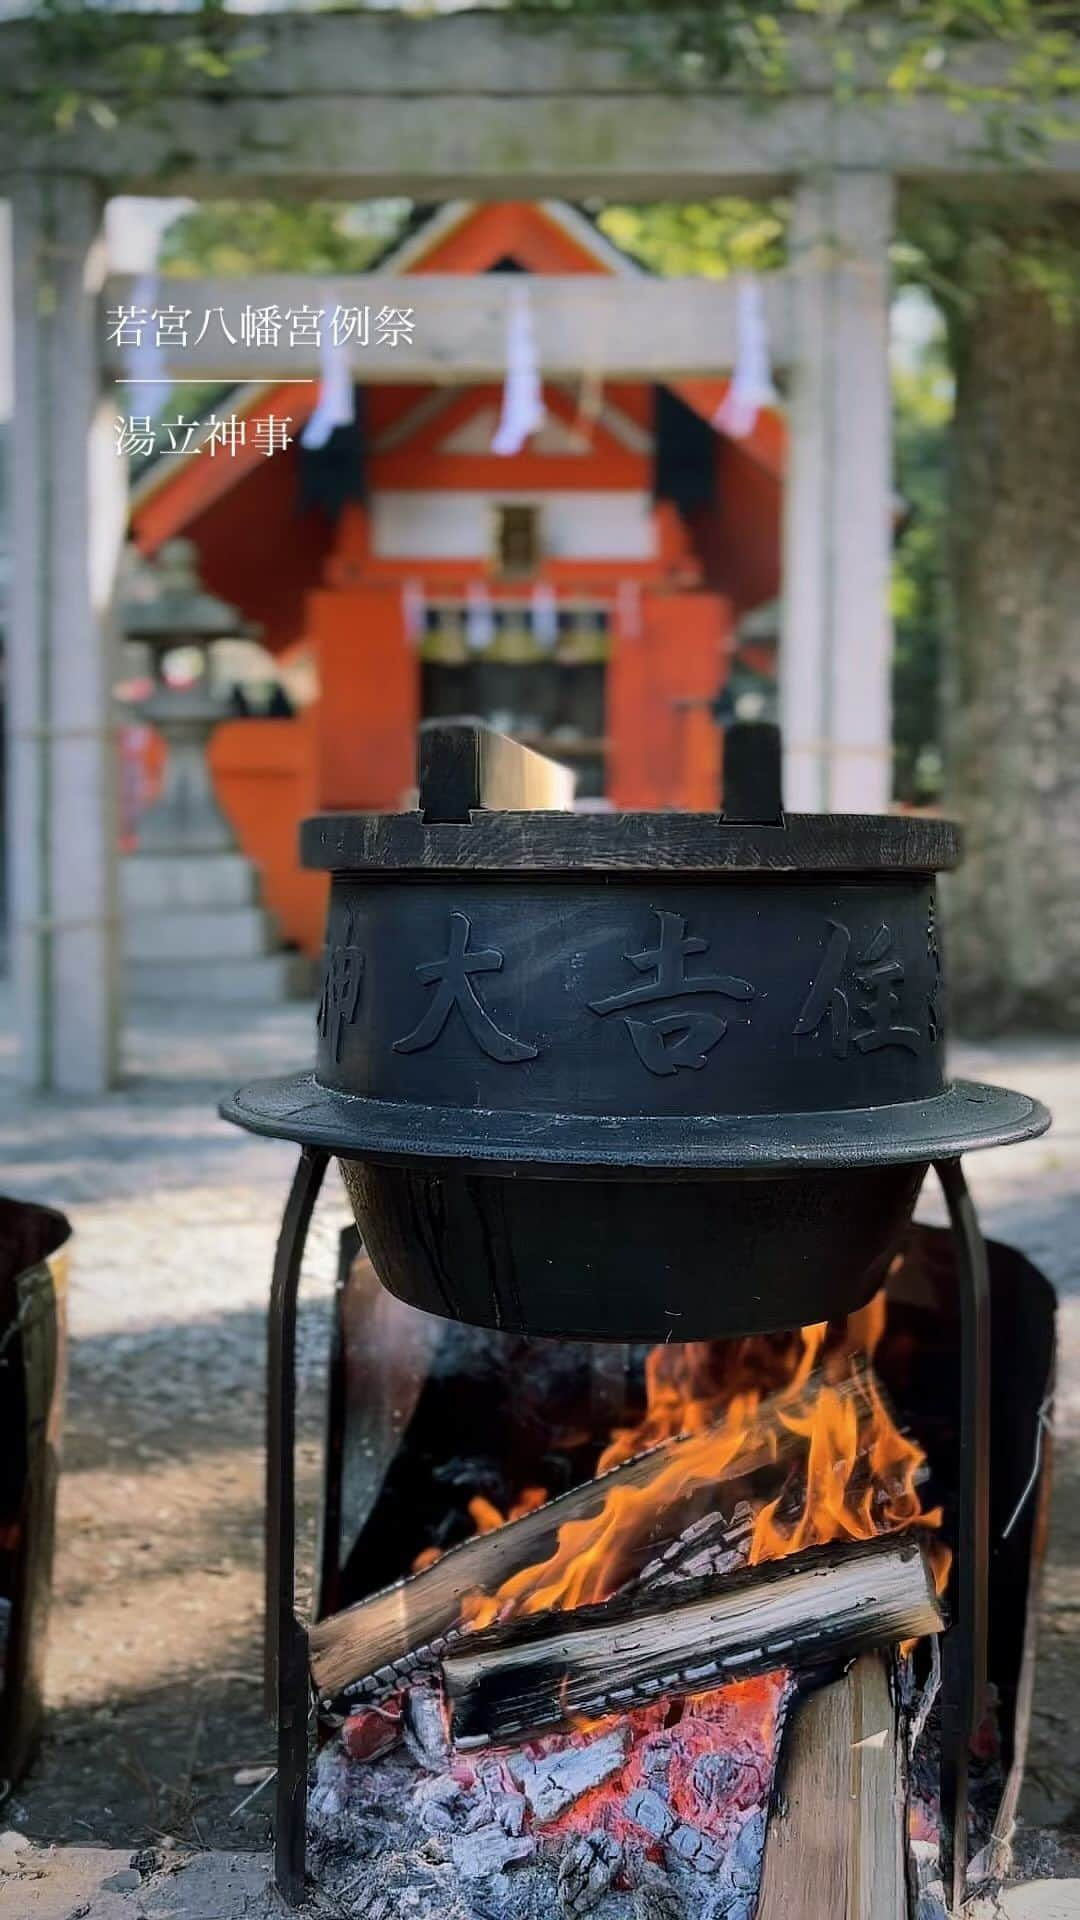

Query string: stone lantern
[119,541,300,1005]
[120,538,257,853]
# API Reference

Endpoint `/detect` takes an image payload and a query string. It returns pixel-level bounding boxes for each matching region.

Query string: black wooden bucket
[0,1195,70,1784]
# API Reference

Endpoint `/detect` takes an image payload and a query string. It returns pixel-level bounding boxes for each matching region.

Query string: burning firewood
[309,1372,871,1702]
[634,1500,755,1589]
[309,1314,954,1920]
[440,1533,942,1749]
[756,1651,907,1920]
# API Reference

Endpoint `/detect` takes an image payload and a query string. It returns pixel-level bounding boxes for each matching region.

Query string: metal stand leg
[315,1226,361,1626]
[266,1147,329,1909]
[936,1158,991,1915]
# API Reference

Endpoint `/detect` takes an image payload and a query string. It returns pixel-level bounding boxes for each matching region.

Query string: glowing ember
[544,1672,791,1850]
[458,1290,946,1631]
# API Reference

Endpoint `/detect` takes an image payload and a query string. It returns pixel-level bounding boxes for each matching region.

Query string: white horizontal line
[115,377,317,384]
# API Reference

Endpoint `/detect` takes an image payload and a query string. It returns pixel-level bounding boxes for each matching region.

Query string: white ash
[631,1875,683,1920]
[308,1688,774,1920]
[451,1823,536,1880]
[414,1773,469,1834]
[508,1729,629,1822]
[639,1737,673,1789]
[623,1786,673,1842]
[557,1831,623,1915]
[699,1808,768,1920]
[338,1862,472,1920]
[666,1823,727,1874]
[403,1679,451,1772]
[691,1752,758,1813]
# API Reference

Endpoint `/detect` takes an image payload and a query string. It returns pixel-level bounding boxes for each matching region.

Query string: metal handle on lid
[722,721,784,826]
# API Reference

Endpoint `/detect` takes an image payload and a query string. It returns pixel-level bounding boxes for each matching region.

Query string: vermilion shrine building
[129,201,784,958]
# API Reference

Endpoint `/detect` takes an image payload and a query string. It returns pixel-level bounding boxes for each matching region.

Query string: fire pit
[222,724,1052,1917]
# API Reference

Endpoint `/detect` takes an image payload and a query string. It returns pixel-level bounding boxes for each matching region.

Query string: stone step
[126,905,272,963]
[127,952,310,1003]
[121,853,259,913]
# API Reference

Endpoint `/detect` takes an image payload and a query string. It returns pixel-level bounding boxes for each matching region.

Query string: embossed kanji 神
[393,912,537,1063]
[795,921,922,1058]
[317,914,365,1064]
[590,908,754,1076]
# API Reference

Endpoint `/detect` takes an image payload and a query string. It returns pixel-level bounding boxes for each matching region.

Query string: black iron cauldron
[222,726,1048,1341]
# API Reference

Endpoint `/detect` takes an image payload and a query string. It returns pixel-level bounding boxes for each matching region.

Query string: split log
[441,1534,942,1749]
[309,1374,867,1701]
[756,1652,907,1920]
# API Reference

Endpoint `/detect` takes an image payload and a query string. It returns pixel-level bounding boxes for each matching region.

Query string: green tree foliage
[23,0,1078,142]
[501,0,1079,123]
[26,0,243,134]
[595,198,787,276]
[159,199,411,278]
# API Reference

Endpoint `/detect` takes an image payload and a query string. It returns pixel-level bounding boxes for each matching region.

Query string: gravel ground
[0,999,1075,1874]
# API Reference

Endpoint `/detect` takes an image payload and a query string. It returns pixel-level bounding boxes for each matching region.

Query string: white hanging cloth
[402,578,427,648]
[491,284,546,456]
[301,328,355,451]
[713,274,778,441]
[530,582,559,650]
[126,273,171,418]
[465,581,496,653]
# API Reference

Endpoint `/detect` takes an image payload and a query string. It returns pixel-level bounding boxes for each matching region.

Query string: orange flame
[460,1291,946,1632]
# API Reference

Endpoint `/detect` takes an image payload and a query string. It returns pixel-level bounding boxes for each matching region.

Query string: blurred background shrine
[124,200,785,969]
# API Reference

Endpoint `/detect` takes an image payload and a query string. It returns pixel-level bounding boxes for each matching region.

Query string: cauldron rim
[299,809,960,877]
[220,1074,1047,1175]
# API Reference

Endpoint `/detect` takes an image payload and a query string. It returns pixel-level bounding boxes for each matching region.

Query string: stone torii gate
[2,12,1077,1092]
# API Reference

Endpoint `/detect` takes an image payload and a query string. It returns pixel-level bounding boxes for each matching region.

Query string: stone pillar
[781,172,895,814]
[8,176,123,1091]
